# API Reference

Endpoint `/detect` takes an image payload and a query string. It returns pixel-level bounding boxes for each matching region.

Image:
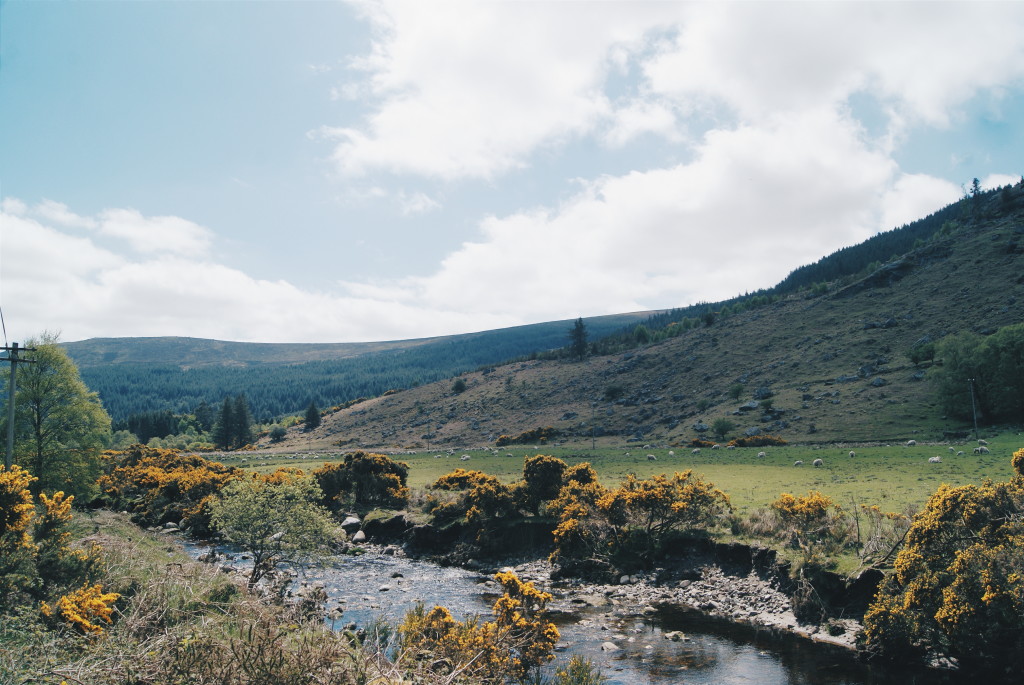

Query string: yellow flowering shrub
[861,457,1024,673]
[41,583,120,635]
[427,469,516,549]
[312,451,409,511]
[99,446,242,533]
[550,468,730,574]
[399,571,559,682]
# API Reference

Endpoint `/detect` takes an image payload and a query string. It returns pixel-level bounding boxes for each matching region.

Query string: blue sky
[2,1,1022,343]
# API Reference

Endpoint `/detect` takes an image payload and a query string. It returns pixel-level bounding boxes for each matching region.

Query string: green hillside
[64,313,654,422]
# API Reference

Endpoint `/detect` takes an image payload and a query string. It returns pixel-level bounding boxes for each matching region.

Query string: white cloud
[880,174,963,230]
[398,191,441,216]
[0,199,512,343]
[95,208,213,257]
[33,200,97,228]
[329,0,677,180]
[331,2,1024,184]
[384,107,897,321]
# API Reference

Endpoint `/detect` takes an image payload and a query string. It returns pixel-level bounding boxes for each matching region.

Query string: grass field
[217,434,1021,516]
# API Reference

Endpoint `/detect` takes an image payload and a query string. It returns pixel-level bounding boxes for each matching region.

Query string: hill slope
[64,313,655,421]
[265,185,1024,450]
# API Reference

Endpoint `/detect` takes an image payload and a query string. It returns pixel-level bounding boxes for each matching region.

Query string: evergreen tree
[193,400,215,433]
[231,394,253,448]
[568,317,588,361]
[212,398,235,450]
[304,400,321,432]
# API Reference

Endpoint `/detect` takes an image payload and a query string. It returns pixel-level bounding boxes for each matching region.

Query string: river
[186,542,963,685]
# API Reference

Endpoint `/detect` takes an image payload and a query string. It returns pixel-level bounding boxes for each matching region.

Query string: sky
[1,0,1022,344]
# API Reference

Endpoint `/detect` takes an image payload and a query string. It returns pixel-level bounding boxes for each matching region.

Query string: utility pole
[968,378,979,441]
[3,343,36,471]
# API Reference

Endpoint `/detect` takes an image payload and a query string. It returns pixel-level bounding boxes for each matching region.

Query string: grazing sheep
[849,450,856,458]
[433,455,442,459]
[929,456,942,463]
[757,451,767,458]
[711,444,720,450]
[647,454,657,461]
[978,439,988,446]
[794,460,804,466]
[957,451,965,456]
[974,446,991,455]
[949,447,956,453]
[813,458,824,467]
[906,440,917,446]
[460,455,471,461]
[726,445,736,450]
[692,448,701,455]
[668,451,675,457]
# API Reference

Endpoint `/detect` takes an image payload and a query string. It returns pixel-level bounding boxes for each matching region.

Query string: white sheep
[668,451,675,457]
[949,447,956,453]
[692,448,701,455]
[957,451,965,456]
[726,445,736,450]
[647,454,657,461]
[793,460,804,466]
[711,444,720,450]
[757,451,767,458]
[849,450,856,458]
[929,456,942,463]
[460,455,471,461]
[813,458,824,467]
[974,446,991,455]
[906,440,917,446]
[978,439,988,446]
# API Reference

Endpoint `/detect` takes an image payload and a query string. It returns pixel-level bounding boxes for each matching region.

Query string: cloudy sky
[1,1,1022,344]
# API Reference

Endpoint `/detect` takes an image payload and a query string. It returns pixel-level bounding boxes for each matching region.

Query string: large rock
[340,516,362,534]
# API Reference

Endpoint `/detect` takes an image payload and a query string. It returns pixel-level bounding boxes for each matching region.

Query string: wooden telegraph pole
[3,343,36,470]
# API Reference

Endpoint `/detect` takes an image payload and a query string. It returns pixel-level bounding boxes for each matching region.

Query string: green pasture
[219,436,1020,515]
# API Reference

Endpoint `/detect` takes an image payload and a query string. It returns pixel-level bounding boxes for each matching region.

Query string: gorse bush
[98,446,242,536]
[312,451,410,512]
[0,465,102,610]
[398,571,559,683]
[496,426,560,447]
[550,467,730,574]
[861,452,1024,674]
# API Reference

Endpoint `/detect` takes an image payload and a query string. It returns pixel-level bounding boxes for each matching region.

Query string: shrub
[398,571,559,683]
[550,470,730,573]
[312,451,409,512]
[98,446,242,534]
[727,435,788,447]
[496,427,560,447]
[519,455,568,514]
[427,469,516,549]
[40,582,120,635]
[861,458,1024,673]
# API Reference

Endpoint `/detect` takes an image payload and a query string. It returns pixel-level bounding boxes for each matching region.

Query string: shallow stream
[185,542,962,685]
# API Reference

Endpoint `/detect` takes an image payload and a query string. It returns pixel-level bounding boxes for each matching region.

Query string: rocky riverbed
[494,555,861,653]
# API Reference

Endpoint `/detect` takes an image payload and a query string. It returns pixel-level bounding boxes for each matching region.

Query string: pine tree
[304,401,321,432]
[568,317,588,361]
[231,395,253,448]
[212,398,234,450]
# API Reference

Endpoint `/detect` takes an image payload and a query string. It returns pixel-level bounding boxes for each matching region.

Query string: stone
[351,530,366,543]
[600,642,621,652]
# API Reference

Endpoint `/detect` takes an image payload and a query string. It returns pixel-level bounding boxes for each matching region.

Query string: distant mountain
[259,183,1024,449]
[64,313,656,422]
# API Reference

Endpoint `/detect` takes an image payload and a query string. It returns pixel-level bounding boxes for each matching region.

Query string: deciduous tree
[210,476,338,590]
[6,333,110,499]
